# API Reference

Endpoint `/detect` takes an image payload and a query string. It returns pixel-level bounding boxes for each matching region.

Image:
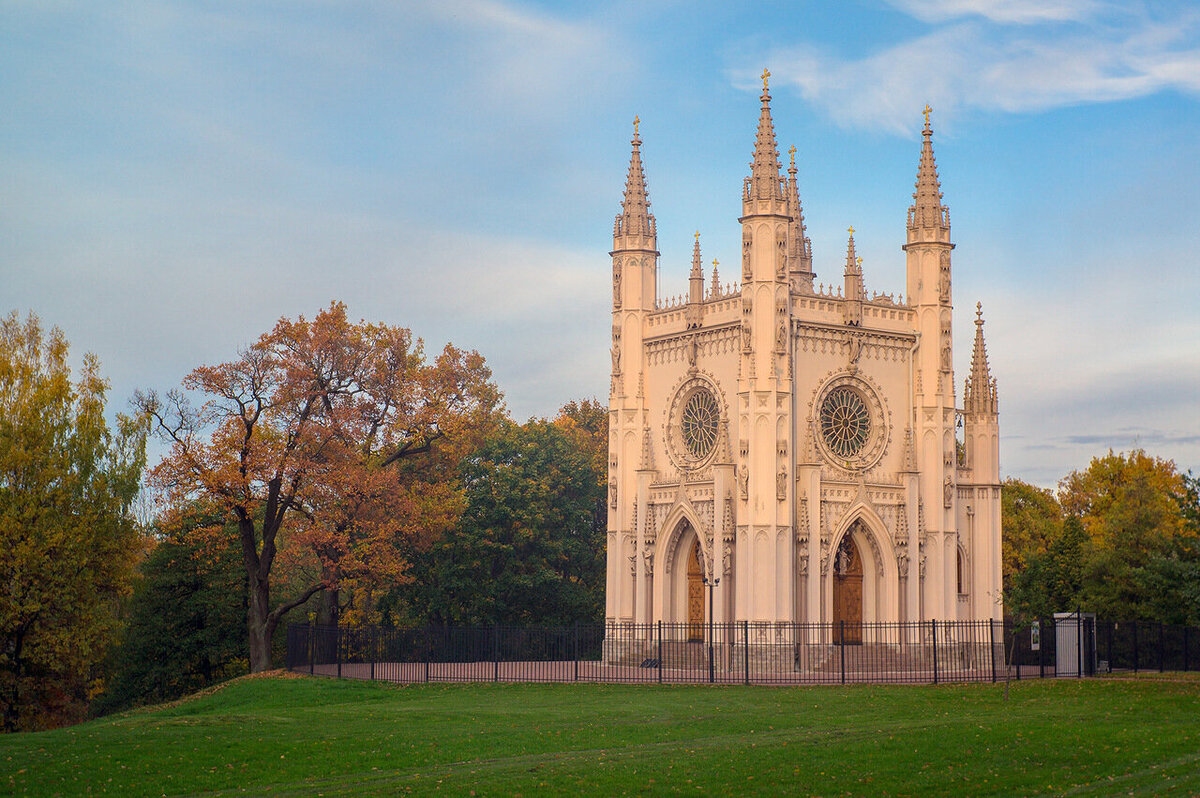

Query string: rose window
[680,389,720,460]
[820,387,871,459]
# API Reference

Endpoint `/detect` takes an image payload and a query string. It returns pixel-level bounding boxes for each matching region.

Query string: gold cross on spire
[857,256,863,268]
[761,68,771,92]
[788,144,797,167]
[847,225,855,236]
[923,104,932,126]
[633,115,640,136]
[712,258,719,268]
[695,230,700,242]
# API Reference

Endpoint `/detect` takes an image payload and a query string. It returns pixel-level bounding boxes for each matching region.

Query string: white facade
[605,79,1002,638]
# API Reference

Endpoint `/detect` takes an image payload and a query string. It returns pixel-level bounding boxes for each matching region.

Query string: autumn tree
[139,303,500,671]
[0,312,146,731]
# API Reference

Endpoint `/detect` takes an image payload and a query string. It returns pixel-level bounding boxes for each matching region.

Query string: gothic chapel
[605,73,1002,647]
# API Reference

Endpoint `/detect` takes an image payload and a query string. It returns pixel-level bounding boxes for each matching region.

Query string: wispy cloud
[883,0,1100,25]
[750,4,1200,134]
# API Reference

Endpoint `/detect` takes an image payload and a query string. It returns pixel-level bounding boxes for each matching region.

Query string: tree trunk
[248,573,274,672]
[317,587,339,627]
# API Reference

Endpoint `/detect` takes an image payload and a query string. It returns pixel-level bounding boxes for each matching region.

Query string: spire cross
[923,104,932,126]
[695,230,700,242]
[788,145,797,167]
[712,258,719,267]
[857,256,863,268]
[633,115,640,136]
[761,68,771,92]
[847,225,855,237]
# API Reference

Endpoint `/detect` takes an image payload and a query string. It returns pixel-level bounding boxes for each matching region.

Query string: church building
[605,72,1002,645]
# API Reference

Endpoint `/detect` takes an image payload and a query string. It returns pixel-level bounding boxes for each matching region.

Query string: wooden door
[687,541,704,641]
[833,534,863,645]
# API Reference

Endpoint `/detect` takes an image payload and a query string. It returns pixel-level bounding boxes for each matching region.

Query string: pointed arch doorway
[833,532,863,645]
[687,540,704,641]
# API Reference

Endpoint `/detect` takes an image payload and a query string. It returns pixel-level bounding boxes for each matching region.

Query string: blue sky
[2,0,1198,487]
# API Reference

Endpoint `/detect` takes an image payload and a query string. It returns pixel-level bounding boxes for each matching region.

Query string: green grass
[3,674,1200,796]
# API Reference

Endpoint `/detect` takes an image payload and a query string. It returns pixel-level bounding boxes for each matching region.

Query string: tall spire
[843,227,863,326]
[690,231,703,279]
[964,302,998,416]
[710,258,721,298]
[786,144,815,287]
[744,68,785,207]
[907,105,950,241]
[614,116,656,247]
[688,232,705,326]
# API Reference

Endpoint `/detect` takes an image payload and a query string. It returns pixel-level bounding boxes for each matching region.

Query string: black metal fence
[285,615,1200,686]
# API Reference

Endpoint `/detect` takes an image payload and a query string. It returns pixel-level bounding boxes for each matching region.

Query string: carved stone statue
[738,466,748,500]
[742,323,752,351]
[613,268,622,306]
[943,475,954,507]
[611,344,621,373]
[776,469,787,499]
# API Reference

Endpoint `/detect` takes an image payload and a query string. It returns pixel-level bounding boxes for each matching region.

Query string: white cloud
[754,7,1200,134]
[883,0,1100,25]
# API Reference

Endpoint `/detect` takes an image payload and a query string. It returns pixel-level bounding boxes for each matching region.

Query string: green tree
[1001,478,1063,590]
[0,311,146,730]
[95,511,248,715]
[390,402,607,627]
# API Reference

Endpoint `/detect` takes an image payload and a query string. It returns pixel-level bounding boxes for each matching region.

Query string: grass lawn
[2,673,1199,796]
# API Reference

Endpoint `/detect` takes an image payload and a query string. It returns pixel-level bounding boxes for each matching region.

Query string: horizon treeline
[2,306,1198,731]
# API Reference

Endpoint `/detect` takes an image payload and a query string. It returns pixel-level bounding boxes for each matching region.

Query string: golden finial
[695,230,700,242]
[847,225,855,237]
[857,256,863,268]
[923,104,932,126]
[633,115,640,136]
[712,258,719,268]
[761,68,771,92]
[788,144,797,167]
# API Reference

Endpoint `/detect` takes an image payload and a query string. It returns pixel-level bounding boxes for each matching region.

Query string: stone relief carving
[943,476,954,508]
[609,483,617,509]
[776,469,787,500]
[613,266,622,307]
[738,465,748,499]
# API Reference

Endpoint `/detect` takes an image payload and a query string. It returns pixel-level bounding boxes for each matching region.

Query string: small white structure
[605,73,1002,650]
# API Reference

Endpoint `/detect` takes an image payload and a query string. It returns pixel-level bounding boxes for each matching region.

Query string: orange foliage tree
[138,303,501,671]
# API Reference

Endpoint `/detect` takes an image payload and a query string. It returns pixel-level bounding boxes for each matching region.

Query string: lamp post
[703,573,720,682]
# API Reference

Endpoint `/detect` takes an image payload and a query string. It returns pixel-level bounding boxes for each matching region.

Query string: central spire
[744,68,785,208]
[908,106,950,241]
[614,117,656,247]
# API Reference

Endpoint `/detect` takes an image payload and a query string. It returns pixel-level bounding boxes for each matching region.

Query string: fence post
[1080,609,1089,676]
[494,625,500,682]
[989,620,997,683]
[370,629,375,681]
[839,621,846,684]
[336,626,342,679]
[1132,621,1139,673]
[1106,621,1113,674]
[1159,623,1165,673]
[657,621,663,684]
[1038,619,1045,679]
[743,621,750,685]
[1185,626,1190,672]
[1013,621,1020,681]
[931,620,939,685]
[424,627,430,683]
[573,623,579,682]
[308,622,315,675]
